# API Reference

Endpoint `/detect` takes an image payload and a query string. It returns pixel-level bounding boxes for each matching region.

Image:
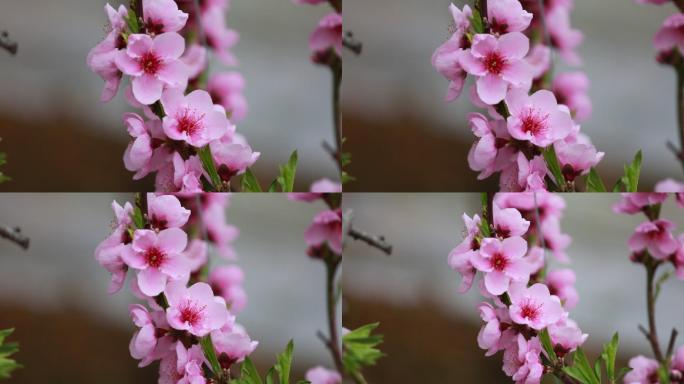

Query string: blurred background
[343,193,684,382]
[0,193,338,383]
[343,0,682,191]
[0,0,338,191]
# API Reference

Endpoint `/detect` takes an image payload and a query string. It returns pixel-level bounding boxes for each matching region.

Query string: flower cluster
[289,179,343,383]
[449,192,587,383]
[614,193,684,279]
[637,0,684,64]
[87,0,257,192]
[293,0,342,65]
[95,193,256,382]
[432,0,602,191]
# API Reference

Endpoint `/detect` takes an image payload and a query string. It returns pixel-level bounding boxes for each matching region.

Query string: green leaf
[658,364,671,384]
[200,335,223,378]
[341,151,352,167]
[654,270,672,301]
[542,146,566,189]
[470,8,484,34]
[622,150,642,192]
[131,206,144,229]
[241,168,263,192]
[125,7,139,34]
[0,328,21,379]
[277,151,298,192]
[539,328,557,364]
[267,179,278,193]
[342,323,385,374]
[275,340,294,384]
[563,348,600,384]
[0,152,9,184]
[601,333,619,382]
[341,171,355,184]
[198,145,222,191]
[585,168,607,192]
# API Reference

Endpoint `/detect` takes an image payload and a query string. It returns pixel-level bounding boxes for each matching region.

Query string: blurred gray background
[0,194,337,383]
[343,0,682,191]
[0,0,338,191]
[343,193,684,382]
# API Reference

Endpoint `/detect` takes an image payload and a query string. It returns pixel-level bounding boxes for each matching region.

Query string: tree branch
[0,225,29,249]
[343,31,363,55]
[347,227,393,255]
[324,254,344,375]
[643,262,665,362]
[0,31,17,56]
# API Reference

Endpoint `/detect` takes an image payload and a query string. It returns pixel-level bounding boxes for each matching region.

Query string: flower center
[179,302,206,326]
[520,299,541,321]
[149,214,168,231]
[490,252,508,271]
[490,18,509,35]
[139,51,163,75]
[520,109,549,136]
[484,52,507,75]
[145,18,165,35]
[176,109,204,137]
[144,247,166,268]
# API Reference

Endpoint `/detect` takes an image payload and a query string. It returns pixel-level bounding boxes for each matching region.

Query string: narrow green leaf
[241,168,263,192]
[267,179,278,193]
[275,340,294,384]
[198,146,222,190]
[654,270,672,302]
[126,8,139,34]
[539,329,557,363]
[601,333,619,382]
[624,150,642,192]
[564,348,600,384]
[200,335,223,378]
[240,358,263,384]
[470,8,484,34]
[542,146,566,189]
[131,206,144,229]
[277,151,298,193]
[585,168,607,192]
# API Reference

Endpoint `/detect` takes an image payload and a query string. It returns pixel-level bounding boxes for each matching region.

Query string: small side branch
[0,225,29,249]
[348,227,393,255]
[0,31,18,56]
[343,31,363,55]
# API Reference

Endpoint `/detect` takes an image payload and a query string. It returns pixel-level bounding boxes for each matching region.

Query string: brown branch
[327,0,342,13]
[324,254,344,375]
[667,328,679,359]
[0,31,17,56]
[642,262,665,362]
[343,31,363,55]
[0,225,29,249]
[676,67,684,174]
[348,227,393,255]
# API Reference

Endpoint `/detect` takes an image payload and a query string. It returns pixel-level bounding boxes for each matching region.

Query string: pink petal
[476,74,508,105]
[157,60,188,87]
[127,34,154,58]
[153,32,186,60]
[501,60,532,86]
[132,74,164,105]
[484,271,510,296]
[115,50,143,76]
[498,32,529,60]
[459,52,487,76]
[157,227,188,254]
[471,34,497,58]
[138,267,167,296]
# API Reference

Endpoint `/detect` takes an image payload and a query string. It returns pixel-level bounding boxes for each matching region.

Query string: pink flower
[553,72,592,122]
[613,193,668,215]
[288,178,343,202]
[508,283,565,330]
[305,209,343,255]
[211,324,258,369]
[129,304,173,367]
[655,180,684,207]
[629,219,680,260]
[467,113,513,180]
[147,193,191,230]
[494,206,530,238]
[541,218,572,263]
[203,202,239,259]
[208,72,248,123]
[623,355,659,384]
[210,141,260,182]
[460,33,532,104]
[115,33,189,105]
[182,44,208,80]
[675,234,684,280]
[655,13,684,55]
[161,89,230,147]
[526,44,551,80]
[122,113,168,179]
[142,0,189,34]
[431,4,472,102]
[121,228,191,296]
[310,12,342,57]
[478,302,516,356]
[209,265,247,313]
[487,0,533,34]
[547,6,583,65]
[554,141,604,182]
[673,346,684,377]
[516,154,549,191]
[502,335,544,384]
[95,200,134,294]
[448,214,481,293]
[165,281,230,337]
[203,7,239,65]
[545,269,578,309]
[548,320,587,356]
[87,4,128,102]
[158,342,207,384]
[505,89,574,147]
[472,236,531,295]
[305,367,342,384]
[183,239,209,272]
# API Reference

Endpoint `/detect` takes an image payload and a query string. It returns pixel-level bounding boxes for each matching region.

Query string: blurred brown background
[0,194,338,383]
[343,193,684,382]
[0,0,338,192]
[343,0,680,191]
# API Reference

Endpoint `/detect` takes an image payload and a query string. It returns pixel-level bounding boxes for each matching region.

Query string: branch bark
[324,254,344,375]
[0,225,29,249]
[347,227,393,255]
[0,31,17,55]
